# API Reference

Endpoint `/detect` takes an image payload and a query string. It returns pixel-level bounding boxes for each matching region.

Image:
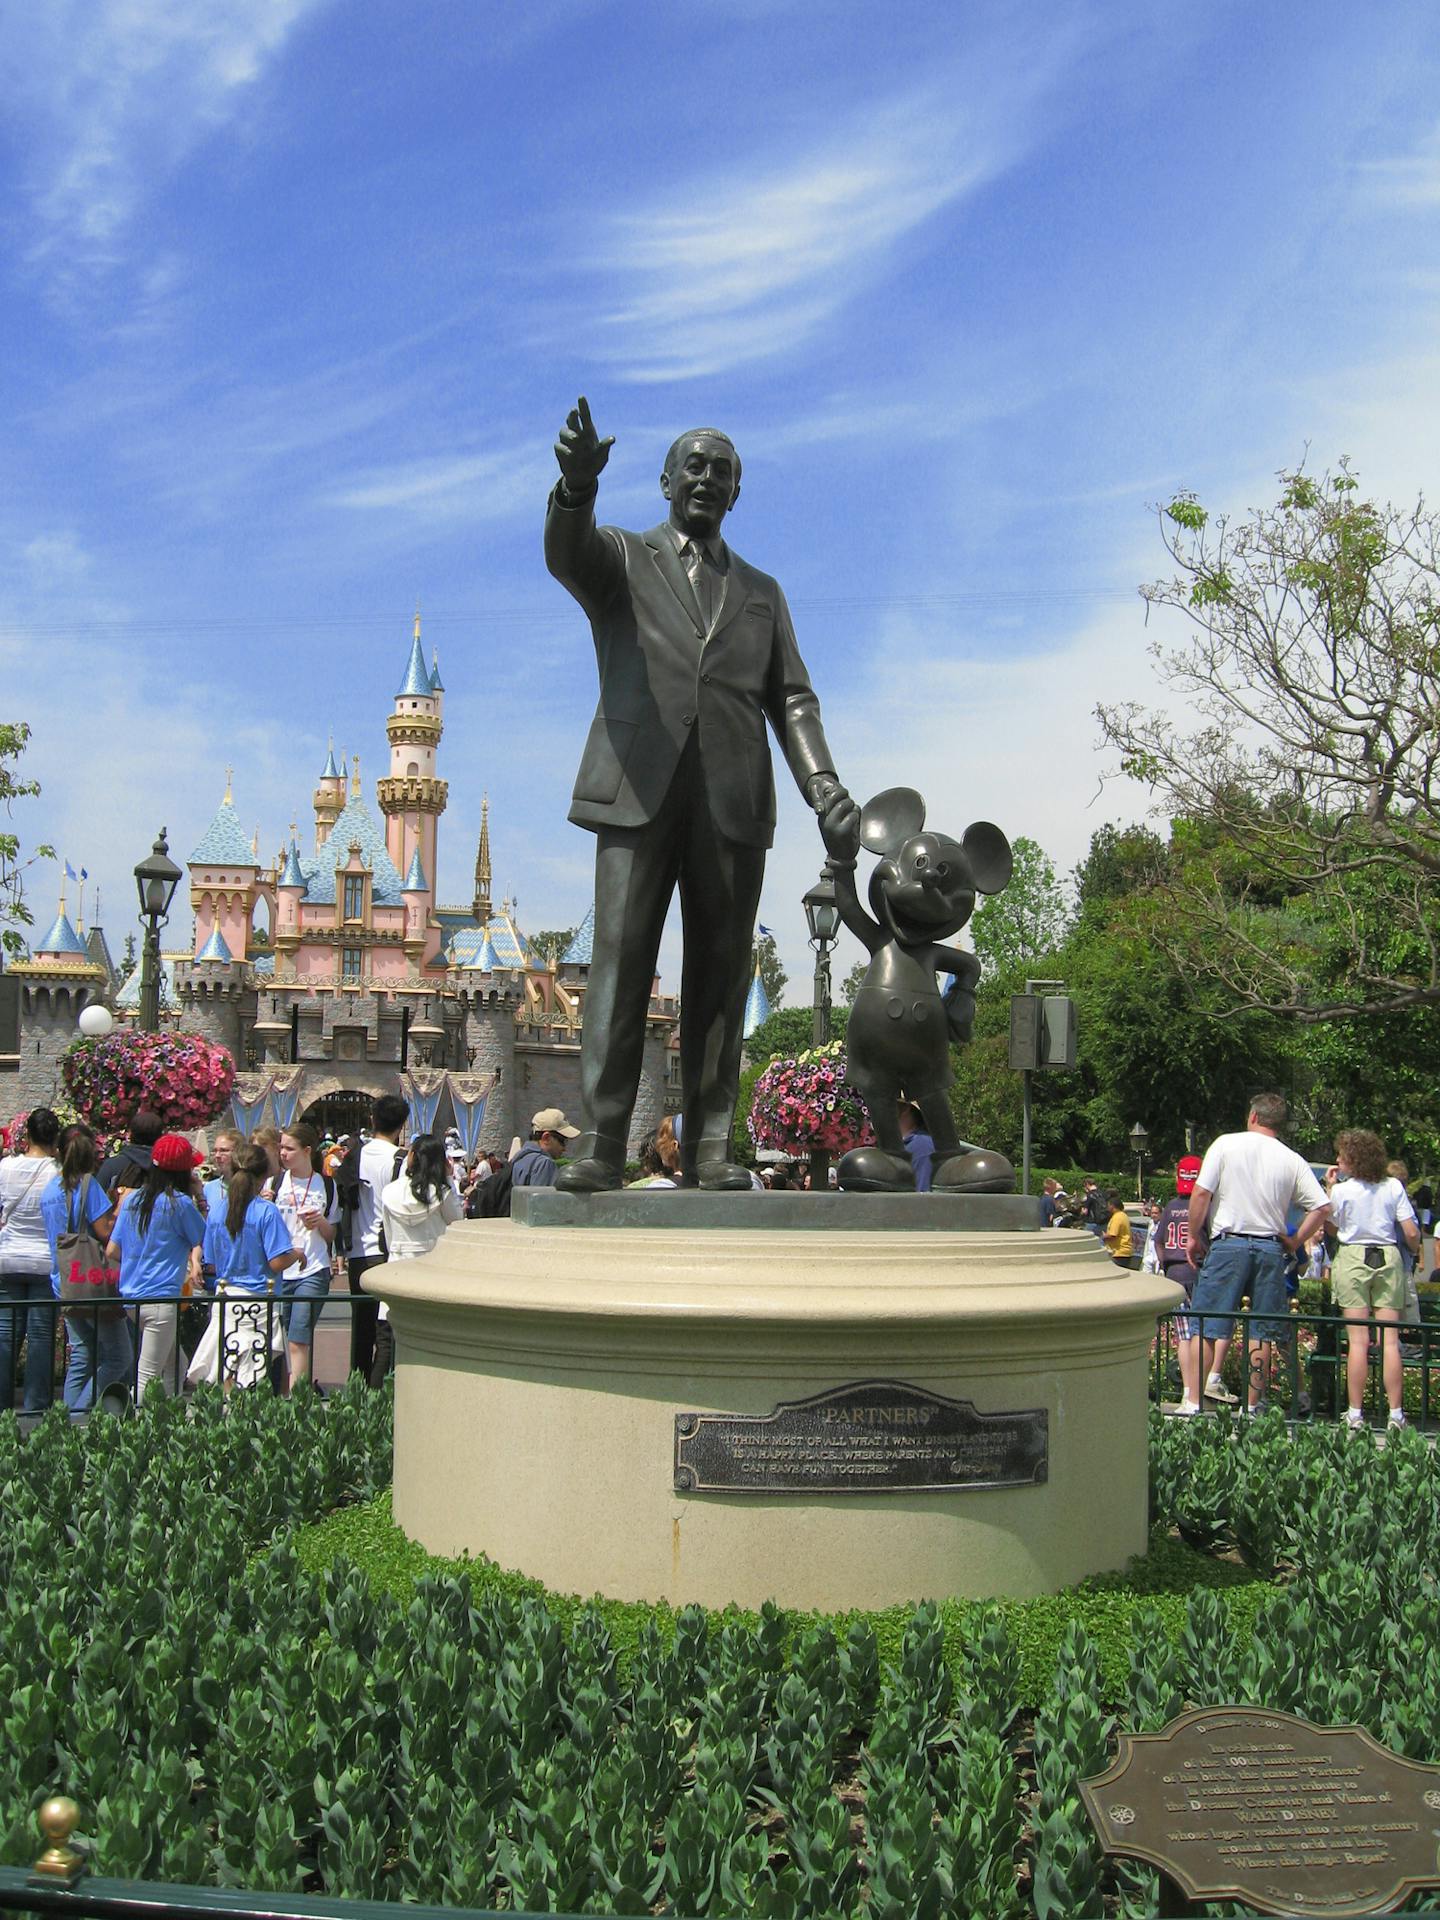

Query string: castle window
[343,875,364,921]
[342,948,363,984]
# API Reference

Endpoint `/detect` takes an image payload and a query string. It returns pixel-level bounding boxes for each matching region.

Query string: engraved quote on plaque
[1081,1705,1440,1918]
[674,1378,1048,1494]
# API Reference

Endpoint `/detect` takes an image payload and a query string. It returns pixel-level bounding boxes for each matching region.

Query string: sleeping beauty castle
[9,620,679,1156]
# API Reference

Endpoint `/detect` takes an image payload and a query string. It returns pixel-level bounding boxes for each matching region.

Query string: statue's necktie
[683,540,716,630]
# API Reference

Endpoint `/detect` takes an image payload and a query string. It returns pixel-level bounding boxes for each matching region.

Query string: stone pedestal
[365,1194,1175,1611]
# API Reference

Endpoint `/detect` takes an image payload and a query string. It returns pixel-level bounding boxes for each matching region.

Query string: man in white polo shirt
[1187,1093,1327,1413]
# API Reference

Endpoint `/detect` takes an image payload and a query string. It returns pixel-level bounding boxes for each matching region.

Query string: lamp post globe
[77,1004,114,1039]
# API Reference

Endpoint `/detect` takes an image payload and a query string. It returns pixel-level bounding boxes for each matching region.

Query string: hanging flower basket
[62,1031,236,1137]
[748,1041,874,1156]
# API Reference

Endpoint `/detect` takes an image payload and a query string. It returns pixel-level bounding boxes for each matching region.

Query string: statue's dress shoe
[934,1149,1015,1194]
[694,1158,753,1191]
[836,1146,916,1193]
[555,1156,623,1194]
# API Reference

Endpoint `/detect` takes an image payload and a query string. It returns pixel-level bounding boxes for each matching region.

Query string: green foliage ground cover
[3,1392,1439,1916]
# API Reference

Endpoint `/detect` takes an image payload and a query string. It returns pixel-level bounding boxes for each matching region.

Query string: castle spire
[351,753,361,800]
[473,793,492,924]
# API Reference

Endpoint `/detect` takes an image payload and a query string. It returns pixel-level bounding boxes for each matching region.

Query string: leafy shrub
[5,1391,1440,1911]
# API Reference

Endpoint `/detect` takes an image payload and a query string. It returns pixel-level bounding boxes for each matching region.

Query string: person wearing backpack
[273,1122,340,1392]
[0,1106,62,1412]
[338,1093,408,1381]
[40,1124,128,1411]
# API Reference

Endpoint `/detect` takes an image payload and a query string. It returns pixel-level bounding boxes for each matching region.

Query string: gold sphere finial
[33,1796,83,1881]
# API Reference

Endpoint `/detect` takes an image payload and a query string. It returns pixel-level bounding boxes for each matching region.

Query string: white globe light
[78,1004,115,1039]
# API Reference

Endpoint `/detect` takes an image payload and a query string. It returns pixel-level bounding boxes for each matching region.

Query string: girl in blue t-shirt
[189,1144,298,1392]
[40,1124,127,1410]
[105,1134,206,1400]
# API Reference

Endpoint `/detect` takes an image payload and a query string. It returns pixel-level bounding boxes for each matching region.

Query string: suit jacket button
[682,712,694,726]
[701,672,711,684]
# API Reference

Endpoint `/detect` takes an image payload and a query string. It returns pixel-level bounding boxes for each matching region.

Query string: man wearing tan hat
[511,1108,581,1192]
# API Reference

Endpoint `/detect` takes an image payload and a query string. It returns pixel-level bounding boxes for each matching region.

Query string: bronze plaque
[673,1378,1047,1494]
[1081,1705,1440,1917]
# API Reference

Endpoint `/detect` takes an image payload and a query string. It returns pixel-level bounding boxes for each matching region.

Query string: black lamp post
[133,829,182,1034]
[802,863,842,1191]
[1129,1120,1150,1202]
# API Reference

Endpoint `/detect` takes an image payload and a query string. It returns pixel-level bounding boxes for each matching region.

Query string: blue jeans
[1192,1235,1289,1344]
[277,1266,329,1345]
[0,1272,58,1412]
[62,1306,134,1411]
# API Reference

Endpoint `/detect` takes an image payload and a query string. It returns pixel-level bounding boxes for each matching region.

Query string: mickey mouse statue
[821,786,1016,1194]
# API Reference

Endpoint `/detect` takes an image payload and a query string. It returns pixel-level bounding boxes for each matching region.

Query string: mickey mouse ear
[860,787,926,857]
[962,821,1013,895]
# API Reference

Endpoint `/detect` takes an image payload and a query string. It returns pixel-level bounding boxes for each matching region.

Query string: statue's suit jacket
[545,490,836,845]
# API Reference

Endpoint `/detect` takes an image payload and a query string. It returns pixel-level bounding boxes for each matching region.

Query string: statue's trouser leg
[579,814,684,1166]
[676,756,766,1166]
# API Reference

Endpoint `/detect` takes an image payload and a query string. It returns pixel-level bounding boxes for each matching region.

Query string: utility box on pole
[1009,995,1042,1072]
[1040,995,1076,1070]
[1012,983,1079,1197]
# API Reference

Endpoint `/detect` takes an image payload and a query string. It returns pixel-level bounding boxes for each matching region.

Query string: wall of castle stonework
[7,988,94,1114]
[461,1003,517,1155]
[9,1025,71,1113]
[173,992,245,1059]
[514,1044,583,1147]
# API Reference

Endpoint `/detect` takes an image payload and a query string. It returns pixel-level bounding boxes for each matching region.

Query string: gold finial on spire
[224,766,234,804]
[414,600,421,644]
[473,792,492,924]
[351,753,361,799]
[290,817,298,844]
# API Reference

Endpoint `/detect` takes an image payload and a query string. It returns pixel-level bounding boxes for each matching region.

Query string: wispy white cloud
[1,0,329,289]
[589,49,1077,383]
[1358,122,1440,208]
[321,445,547,522]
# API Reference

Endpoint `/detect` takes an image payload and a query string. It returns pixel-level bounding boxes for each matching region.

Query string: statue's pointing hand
[555,395,615,496]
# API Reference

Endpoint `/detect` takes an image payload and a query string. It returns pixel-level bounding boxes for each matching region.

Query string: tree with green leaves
[743,1002,848,1067]
[969,834,1070,978]
[1098,463,1440,1020]
[754,930,786,1010]
[0,722,54,960]
[528,927,579,967]
[840,957,867,1005]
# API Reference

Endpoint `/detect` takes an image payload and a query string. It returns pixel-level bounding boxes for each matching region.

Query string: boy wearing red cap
[1154,1156,1206,1415]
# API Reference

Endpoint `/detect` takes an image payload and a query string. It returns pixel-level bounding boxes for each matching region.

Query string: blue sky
[4,0,1440,996]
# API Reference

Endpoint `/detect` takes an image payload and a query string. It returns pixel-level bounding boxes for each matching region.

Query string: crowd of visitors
[2,1086,1436,1424]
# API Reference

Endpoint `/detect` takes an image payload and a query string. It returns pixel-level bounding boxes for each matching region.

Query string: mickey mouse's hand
[809,775,861,862]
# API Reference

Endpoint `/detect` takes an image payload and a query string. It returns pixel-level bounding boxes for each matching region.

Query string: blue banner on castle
[269,1067,305,1132]
[230,1074,272,1139]
[404,1070,445,1137]
[447,1072,493,1160]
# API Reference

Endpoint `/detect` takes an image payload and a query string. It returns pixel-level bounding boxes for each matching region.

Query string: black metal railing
[1152,1306,1440,1425]
[0,1282,380,1416]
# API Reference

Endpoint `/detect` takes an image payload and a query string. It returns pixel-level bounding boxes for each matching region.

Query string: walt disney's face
[877,832,975,940]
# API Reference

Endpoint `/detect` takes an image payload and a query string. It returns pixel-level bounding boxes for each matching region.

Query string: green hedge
[293,1490,1267,1707]
[3,1390,1438,1913]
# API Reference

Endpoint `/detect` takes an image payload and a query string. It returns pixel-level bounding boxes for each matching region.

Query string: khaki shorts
[1331,1243,1406,1315]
